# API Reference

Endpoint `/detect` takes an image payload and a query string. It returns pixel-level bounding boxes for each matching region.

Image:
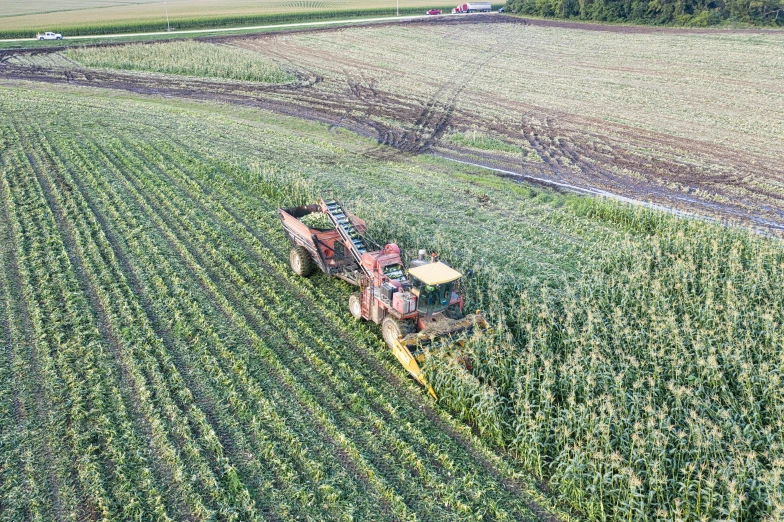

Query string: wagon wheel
[349,293,363,320]
[289,246,314,277]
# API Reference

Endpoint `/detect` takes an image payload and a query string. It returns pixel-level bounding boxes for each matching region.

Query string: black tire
[289,246,314,277]
[445,304,463,320]
[349,293,363,320]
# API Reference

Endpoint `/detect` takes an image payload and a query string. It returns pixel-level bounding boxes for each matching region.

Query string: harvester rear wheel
[290,246,314,277]
[349,293,362,320]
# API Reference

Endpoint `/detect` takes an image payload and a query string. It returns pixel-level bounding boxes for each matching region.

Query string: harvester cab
[407,260,463,316]
[278,198,490,398]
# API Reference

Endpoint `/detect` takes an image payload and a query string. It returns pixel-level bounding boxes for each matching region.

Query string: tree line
[505,0,783,25]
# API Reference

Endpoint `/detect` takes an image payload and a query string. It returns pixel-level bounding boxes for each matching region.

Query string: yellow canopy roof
[407,261,462,286]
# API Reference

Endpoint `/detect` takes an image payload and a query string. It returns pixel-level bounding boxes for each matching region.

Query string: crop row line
[17,117,263,521]
[3,131,117,520]
[71,127,380,521]
[109,132,546,519]
[60,128,397,520]
[0,148,68,522]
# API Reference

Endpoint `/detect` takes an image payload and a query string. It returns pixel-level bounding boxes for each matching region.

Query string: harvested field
[2,16,782,232]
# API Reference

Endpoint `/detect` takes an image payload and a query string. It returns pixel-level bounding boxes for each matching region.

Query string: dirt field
[2,16,782,233]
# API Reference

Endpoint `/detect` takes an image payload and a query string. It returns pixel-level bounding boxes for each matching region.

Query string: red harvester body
[279,198,489,398]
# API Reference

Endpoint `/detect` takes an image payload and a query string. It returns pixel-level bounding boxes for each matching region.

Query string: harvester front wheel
[381,317,402,349]
[290,246,314,277]
[349,293,362,320]
[445,304,463,320]
[382,318,413,350]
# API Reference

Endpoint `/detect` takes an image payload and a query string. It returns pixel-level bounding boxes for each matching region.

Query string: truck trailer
[452,2,492,12]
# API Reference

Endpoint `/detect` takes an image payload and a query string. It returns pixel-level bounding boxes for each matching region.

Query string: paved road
[0,14,472,43]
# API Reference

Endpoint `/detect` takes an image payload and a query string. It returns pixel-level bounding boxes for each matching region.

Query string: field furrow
[2,142,118,520]
[88,128,547,519]
[28,120,286,521]
[75,139,388,520]
[0,151,69,522]
[64,130,402,520]
[35,124,293,522]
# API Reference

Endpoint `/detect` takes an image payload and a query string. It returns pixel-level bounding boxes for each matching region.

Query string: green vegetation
[505,0,784,26]
[0,6,464,39]
[445,130,521,153]
[0,84,572,522]
[427,210,784,520]
[67,41,295,83]
[299,211,335,229]
[3,18,783,519]
[3,74,782,520]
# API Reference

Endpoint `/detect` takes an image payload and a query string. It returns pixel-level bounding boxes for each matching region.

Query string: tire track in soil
[520,115,631,187]
[135,136,562,521]
[374,22,524,154]
[1,136,70,522]
[14,122,196,522]
[83,135,403,521]
[12,45,775,233]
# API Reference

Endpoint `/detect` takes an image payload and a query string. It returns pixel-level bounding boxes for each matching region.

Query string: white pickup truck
[36,32,63,40]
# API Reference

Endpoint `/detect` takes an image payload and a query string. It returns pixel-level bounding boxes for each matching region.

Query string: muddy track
[3,24,782,234]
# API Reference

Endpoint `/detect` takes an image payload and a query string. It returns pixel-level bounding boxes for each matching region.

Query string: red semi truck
[452,2,492,12]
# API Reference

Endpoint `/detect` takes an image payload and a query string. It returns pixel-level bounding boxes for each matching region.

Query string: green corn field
[66,41,297,83]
